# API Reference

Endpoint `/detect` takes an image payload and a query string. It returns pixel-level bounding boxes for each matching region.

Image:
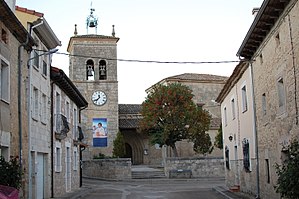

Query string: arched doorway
[125,143,133,162]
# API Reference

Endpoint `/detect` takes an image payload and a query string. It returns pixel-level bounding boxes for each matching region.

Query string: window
[73,108,78,140]
[1,29,8,44]
[99,60,107,80]
[242,138,250,172]
[33,51,39,68]
[65,100,70,121]
[277,77,286,113]
[55,142,62,172]
[265,159,270,183]
[0,146,9,160]
[86,59,94,81]
[41,93,47,123]
[262,93,267,116]
[73,147,78,171]
[0,60,9,102]
[42,60,47,76]
[225,146,230,170]
[33,87,39,120]
[241,85,248,112]
[231,98,236,120]
[224,107,227,126]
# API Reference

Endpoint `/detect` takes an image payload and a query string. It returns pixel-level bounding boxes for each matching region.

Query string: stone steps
[131,170,166,179]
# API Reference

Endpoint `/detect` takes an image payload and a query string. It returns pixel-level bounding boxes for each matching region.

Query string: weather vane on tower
[86,2,98,34]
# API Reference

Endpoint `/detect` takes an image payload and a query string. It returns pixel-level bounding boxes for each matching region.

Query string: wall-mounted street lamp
[27,48,58,68]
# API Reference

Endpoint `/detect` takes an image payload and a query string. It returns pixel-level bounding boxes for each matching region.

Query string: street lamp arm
[27,48,58,68]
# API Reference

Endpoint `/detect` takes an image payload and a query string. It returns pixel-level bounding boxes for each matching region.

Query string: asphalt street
[80,178,227,199]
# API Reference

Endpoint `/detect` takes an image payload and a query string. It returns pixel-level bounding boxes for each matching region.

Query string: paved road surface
[81,178,227,199]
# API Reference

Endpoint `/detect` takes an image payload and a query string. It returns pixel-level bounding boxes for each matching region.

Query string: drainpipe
[78,106,87,187]
[50,81,54,198]
[17,33,29,179]
[248,61,260,199]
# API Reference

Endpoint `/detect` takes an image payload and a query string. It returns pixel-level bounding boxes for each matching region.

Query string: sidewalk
[53,185,92,199]
[213,186,256,199]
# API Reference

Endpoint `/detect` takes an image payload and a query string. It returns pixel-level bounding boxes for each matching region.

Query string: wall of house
[221,65,258,195]
[52,84,81,197]
[251,1,299,198]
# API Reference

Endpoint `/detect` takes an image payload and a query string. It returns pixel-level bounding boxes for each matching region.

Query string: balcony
[55,114,70,140]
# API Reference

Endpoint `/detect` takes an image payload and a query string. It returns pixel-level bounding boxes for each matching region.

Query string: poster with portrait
[92,118,108,147]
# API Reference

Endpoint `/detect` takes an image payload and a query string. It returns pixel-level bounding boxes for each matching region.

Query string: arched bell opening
[86,59,94,80]
[99,60,107,80]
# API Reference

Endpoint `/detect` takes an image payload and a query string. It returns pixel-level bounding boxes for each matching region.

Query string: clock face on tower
[91,91,107,106]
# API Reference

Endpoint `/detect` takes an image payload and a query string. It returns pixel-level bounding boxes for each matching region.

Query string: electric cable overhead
[55,52,240,65]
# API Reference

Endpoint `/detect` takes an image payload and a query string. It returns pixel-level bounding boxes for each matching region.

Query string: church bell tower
[67,5,119,158]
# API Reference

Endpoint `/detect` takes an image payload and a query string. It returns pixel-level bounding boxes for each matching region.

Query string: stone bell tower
[67,5,119,159]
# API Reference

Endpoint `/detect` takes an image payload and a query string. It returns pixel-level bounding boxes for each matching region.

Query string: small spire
[74,24,78,36]
[112,25,115,37]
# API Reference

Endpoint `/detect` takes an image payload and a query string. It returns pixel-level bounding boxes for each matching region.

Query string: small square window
[1,29,8,44]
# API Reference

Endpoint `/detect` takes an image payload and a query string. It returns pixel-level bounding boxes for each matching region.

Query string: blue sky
[16,0,263,104]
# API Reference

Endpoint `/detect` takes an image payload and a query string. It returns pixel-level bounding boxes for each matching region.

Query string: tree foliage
[139,83,212,156]
[214,125,223,149]
[112,131,126,158]
[0,156,22,189]
[275,139,299,199]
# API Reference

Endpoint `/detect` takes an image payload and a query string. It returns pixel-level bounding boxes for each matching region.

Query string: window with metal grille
[242,138,250,172]
[225,146,230,170]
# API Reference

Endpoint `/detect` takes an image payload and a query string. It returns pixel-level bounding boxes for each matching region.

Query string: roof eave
[33,17,61,49]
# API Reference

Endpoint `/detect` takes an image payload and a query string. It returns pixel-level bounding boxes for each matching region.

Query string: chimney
[252,7,260,17]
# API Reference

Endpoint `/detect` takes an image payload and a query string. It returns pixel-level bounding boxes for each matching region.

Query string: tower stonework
[67,34,119,159]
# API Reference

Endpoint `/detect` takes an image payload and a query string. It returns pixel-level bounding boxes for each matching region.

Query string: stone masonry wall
[83,158,132,180]
[164,157,224,178]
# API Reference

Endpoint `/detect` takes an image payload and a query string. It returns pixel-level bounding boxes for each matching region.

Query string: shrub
[0,156,22,189]
[275,139,299,198]
[112,131,126,158]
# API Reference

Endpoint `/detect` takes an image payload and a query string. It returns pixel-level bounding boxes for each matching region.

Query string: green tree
[0,156,22,189]
[139,83,211,157]
[275,139,299,199]
[112,131,126,158]
[214,125,223,149]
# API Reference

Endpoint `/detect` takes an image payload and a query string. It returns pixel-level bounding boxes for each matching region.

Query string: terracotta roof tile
[15,6,44,17]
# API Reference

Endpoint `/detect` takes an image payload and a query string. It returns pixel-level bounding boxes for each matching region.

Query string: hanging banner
[92,118,108,147]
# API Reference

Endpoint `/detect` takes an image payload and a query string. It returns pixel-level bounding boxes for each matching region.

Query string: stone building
[51,67,88,198]
[67,7,119,160]
[119,73,227,165]
[16,6,61,199]
[217,0,299,198]
[146,73,227,160]
[0,0,33,160]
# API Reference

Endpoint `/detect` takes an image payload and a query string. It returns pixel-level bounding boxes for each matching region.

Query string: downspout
[27,20,44,199]
[50,81,55,198]
[248,60,260,199]
[17,33,29,177]
[78,106,87,187]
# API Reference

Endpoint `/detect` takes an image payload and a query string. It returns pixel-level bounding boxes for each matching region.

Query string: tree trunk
[170,144,178,157]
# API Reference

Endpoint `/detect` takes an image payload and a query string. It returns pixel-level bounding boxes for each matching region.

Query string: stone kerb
[165,157,225,178]
[83,158,132,180]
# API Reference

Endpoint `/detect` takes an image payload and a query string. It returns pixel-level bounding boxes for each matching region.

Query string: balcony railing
[55,114,70,140]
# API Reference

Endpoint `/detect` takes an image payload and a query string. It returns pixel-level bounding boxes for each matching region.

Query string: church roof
[166,73,228,82]
[118,104,221,130]
[119,104,141,114]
